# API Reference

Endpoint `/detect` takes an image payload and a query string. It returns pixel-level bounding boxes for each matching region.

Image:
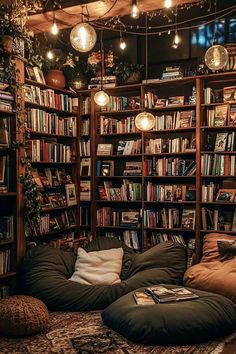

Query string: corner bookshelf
[23,77,80,249]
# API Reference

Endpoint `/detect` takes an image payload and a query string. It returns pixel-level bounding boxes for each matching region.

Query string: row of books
[97,208,140,227]
[144,92,188,108]
[27,210,76,237]
[79,206,91,225]
[0,90,14,112]
[145,111,196,131]
[98,181,142,201]
[145,135,196,154]
[146,183,196,202]
[201,207,236,231]
[79,139,91,157]
[144,158,196,177]
[81,119,90,136]
[26,139,73,163]
[82,97,91,115]
[97,161,142,177]
[32,167,73,189]
[201,154,236,176]
[80,180,91,201]
[102,95,141,112]
[144,208,196,230]
[0,155,10,192]
[201,183,236,202]
[26,108,77,136]
[123,230,141,251]
[0,216,14,241]
[97,140,142,156]
[204,86,236,105]
[206,132,236,152]
[24,85,78,112]
[49,235,76,251]
[80,158,91,176]
[205,105,236,127]
[100,115,138,134]
[147,232,186,247]
[0,250,10,275]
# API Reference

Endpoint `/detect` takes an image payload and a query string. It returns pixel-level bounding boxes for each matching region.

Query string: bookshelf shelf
[143,227,195,233]
[0,192,17,197]
[24,78,78,97]
[0,110,15,116]
[99,109,142,116]
[144,176,196,179]
[201,175,236,178]
[200,126,236,131]
[201,151,236,155]
[149,127,196,134]
[30,161,77,165]
[96,154,142,159]
[0,240,14,246]
[148,104,196,111]
[144,151,196,157]
[27,225,78,239]
[200,230,236,234]
[96,200,142,204]
[37,205,78,213]
[145,201,196,205]
[201,202,236,206]
[25,102,77,116]
[96,226,142,230]
[0,272,17,280]
[100,132,142,137]
[96,176,142,180]
[28,131,77,140]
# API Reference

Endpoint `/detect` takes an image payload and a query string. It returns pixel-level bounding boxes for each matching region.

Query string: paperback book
[145,286,199,303]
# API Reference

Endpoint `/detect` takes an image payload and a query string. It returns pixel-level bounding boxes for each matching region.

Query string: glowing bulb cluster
[70,22,97,53]
[164,0,173,9]
[94,90,110,107]
[135,112,155,131]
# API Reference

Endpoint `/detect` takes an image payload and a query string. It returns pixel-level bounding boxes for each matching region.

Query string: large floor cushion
[184,233,236,302]
[21,238,187,311]
[102,285,236,345]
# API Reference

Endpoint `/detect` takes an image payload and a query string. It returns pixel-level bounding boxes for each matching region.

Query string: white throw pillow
[69,247,124,285]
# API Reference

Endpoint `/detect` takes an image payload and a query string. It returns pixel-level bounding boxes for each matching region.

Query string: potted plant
[43,50,67,89]
[114,62,143,85]
[62,54,92,91]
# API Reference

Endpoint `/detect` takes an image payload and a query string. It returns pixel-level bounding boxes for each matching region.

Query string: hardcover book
[214,133,228,152]
[181,209,196,230]
[146,286,198,303]
[214,104,229,126]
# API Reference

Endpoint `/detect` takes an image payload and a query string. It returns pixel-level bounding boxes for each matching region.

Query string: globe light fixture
[135,111,155,131]
[70,22,97,53]
[94,90,110,107]
[204,45,229,71]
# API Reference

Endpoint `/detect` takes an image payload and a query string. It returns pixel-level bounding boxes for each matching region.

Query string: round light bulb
[94,90,110,107]
[164,0,173,9]
[46,50,54,60]
[204,45,229,71]
[131,4,139,18]
[120,38,126,50]
[70,22,97,53]
[135,112,155,131]
[51,20,59,35]
[172,32,180,49]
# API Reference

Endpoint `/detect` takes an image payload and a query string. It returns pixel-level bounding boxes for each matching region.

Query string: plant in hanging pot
[114,62,143,85]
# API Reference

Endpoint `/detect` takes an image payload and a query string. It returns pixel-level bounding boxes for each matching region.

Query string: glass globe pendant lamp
[94,90,110,107]
[205,44,229,71]
[70,22,97,53]
[135,111,155,131]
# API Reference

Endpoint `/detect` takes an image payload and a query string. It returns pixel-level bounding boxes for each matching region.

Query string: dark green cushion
[102,285,236,345]
[21,239,187,311]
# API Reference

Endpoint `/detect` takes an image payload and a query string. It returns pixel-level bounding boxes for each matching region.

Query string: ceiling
[26,0,200,33]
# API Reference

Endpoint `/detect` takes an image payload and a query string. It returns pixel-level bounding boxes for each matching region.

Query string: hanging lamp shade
[135,111,155,131]
[94,90,110,107]
[70,22,97,52]
[204,45,229,71]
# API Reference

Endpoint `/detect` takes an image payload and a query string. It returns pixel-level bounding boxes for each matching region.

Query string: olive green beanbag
[21,238,187,311]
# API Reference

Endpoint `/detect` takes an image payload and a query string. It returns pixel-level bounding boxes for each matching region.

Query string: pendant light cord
[145,12,148,84]
[212,0,217,45]
[100,30,104,91]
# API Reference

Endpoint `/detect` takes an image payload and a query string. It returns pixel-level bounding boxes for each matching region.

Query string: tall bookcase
[23,77,80,248]
[79,71,236,263]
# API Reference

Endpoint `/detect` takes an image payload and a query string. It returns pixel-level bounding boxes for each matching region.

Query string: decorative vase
[45,70,66,89]
[70,73,88,91]
[123,71,141,85]
[0,35,14,53]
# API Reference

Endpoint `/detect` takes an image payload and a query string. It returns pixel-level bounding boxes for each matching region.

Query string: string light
[131,0,139,19]
[120,38,126,50]
[51,15,59,35]
[164,0,173,9]
[172,31,180,48]
[46,50,54,60]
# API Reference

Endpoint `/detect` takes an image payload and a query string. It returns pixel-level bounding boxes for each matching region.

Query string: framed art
[0,156,6,183]
[65,183,77,206]
[0,118,9,147]
[26,66,37,81]
[216,189,235,202]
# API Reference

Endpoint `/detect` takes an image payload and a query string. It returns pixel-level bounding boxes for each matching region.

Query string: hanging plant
[20,157,42,235]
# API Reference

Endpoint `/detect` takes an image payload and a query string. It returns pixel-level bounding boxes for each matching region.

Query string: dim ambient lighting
[135,111,155,131]
[131,0,139,19]
[46,50,54,60]
[172,31,181,49]
[164,0,173,9]
[51,19,59,35]
[94,90,110,107]
[70,22,97,52]
[120,38,126,50]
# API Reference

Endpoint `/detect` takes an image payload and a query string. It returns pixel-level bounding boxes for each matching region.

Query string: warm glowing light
[172,32,180,49]
[164,0,173,9]
[94,90,110,107]
[46,50,54,60]
[205,45,229,71]
[120,38,126,50]
[70,22,97,52]
[135,112,155,131]
[51,20,59,35]
[131,1,139,18]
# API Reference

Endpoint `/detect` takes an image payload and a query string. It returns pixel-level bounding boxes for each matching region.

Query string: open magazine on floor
[145,286,199,303]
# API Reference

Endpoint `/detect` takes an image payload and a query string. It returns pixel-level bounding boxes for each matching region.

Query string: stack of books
[0,90,14,112]
[161,66,184,81]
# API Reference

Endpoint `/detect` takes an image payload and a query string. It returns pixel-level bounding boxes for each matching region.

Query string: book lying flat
[133,291,156,305]
[145,286,199,303]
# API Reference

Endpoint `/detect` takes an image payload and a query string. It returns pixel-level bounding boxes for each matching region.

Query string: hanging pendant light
[204,0,228,71]
[70,7,97,53]
[135,14,155,131]
[94,31,110,107]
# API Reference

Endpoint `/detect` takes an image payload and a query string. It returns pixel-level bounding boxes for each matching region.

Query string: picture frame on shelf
[26,66,37,81]
[33,66,46,85]
[23,85,34,102]
[101,160,114,176]
[167,96,185,106]
[216,189,235,202]
[181,209,196,230]
[214,133,228,152]
[65,183,77,206]
[0,118,9,147]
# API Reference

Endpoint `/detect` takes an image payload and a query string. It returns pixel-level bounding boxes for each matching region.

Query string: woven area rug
[0,311,236,354]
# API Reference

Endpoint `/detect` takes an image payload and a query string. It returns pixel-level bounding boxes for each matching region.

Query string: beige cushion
[184,233,236,302]
[69,247,124,285]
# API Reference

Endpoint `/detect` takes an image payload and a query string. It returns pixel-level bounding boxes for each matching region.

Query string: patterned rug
[0,311,236,354]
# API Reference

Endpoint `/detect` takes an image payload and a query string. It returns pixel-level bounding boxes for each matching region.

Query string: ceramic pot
[0,35,14,53]
[45,70,66,89]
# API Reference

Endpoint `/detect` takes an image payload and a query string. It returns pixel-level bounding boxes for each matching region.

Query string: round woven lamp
[0,295,49,336]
